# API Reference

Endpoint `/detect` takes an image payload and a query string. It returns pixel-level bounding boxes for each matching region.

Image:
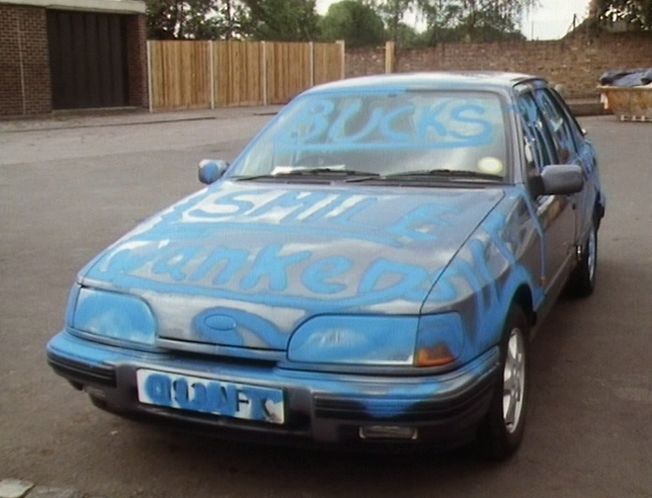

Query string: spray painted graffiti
[275,96,497,152]
[137,369,285,424]
[88,185,504,311]
[422,189,545,358]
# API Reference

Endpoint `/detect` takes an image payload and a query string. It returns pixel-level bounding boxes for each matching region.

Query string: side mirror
[532,164,584,197]
[198,159,229,185]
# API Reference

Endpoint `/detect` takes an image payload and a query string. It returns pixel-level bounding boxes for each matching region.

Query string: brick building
[0,0,148,117]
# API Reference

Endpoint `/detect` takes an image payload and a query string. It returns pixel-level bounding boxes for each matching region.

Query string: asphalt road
[1,111,651,498]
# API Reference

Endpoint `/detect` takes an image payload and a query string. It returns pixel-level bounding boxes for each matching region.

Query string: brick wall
[0,4,52,116]
[346,47,386,79]
[0,6,148,116]
[345,32,652,99]
[126,14,148,109]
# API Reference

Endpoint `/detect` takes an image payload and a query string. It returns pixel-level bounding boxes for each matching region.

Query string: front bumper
[47,331,500,448]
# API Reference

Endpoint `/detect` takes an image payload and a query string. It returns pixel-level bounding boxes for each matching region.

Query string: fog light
[359,425,418,440]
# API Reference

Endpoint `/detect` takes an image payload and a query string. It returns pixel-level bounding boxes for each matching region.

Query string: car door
[516,88,576,292]
[546,87,599,241]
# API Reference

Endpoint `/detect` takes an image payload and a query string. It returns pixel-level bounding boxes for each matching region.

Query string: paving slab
[0,480,34,498]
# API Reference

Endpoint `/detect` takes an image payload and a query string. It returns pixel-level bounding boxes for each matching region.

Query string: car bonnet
[79,181,504,350]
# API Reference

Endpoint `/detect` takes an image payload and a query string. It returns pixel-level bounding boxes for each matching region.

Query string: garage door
[47,10,129,110]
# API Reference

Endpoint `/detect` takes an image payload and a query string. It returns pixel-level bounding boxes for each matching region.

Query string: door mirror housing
[532,164,584,197]
[198,159,229,185]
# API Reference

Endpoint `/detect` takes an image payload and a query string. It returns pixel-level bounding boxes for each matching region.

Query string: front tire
[478,305,529,460]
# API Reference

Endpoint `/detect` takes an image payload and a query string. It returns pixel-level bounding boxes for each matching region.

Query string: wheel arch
[512,284,537,330]
[594,195,605,229]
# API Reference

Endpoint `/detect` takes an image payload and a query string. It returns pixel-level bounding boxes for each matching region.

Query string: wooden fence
[148,40,345,111]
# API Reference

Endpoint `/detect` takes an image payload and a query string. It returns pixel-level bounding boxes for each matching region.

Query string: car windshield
[230,89,509,181]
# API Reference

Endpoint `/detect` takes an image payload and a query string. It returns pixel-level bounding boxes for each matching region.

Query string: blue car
[47,72,605,459]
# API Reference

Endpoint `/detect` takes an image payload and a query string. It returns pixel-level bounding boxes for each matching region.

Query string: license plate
[136,369,285,424]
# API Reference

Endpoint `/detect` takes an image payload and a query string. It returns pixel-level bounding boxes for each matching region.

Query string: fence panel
[149,40,211,110]
[214,41,265,106]
[265,42,312,105]
[149,40,344,110]
[313,42,343,86]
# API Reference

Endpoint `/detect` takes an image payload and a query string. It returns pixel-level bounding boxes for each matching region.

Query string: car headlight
[287,313,464,367]
[71,287,157,345]
[288,316,419,365]
[414,313,465,367]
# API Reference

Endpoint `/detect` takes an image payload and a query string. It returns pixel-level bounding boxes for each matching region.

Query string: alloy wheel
[503,327,526,434]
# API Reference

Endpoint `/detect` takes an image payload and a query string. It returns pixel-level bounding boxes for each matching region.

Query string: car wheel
[478,305,529,460]
[567,220,598,297]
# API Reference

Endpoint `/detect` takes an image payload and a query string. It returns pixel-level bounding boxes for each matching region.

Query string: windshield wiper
[233,167,380,181]
[382,169,503,182]
[278,167,379,176]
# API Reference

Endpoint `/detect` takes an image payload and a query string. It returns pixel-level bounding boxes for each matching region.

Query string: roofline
[0,0,146,14]
[305,72,547,96]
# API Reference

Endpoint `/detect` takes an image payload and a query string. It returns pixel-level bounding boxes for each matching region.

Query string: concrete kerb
[0,106,283,134]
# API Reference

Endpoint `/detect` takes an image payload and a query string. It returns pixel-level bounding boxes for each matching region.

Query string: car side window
[534,88,577,163]
[516,91,557,173]
[547,88,586,149]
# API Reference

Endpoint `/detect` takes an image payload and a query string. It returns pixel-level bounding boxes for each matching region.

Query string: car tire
[477,305,529,460]
[567,220,598,297]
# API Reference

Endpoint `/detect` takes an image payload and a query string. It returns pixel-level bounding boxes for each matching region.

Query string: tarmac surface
[1,109,651,497]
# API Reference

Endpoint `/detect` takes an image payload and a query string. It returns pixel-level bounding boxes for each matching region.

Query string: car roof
[304,71,542,95]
